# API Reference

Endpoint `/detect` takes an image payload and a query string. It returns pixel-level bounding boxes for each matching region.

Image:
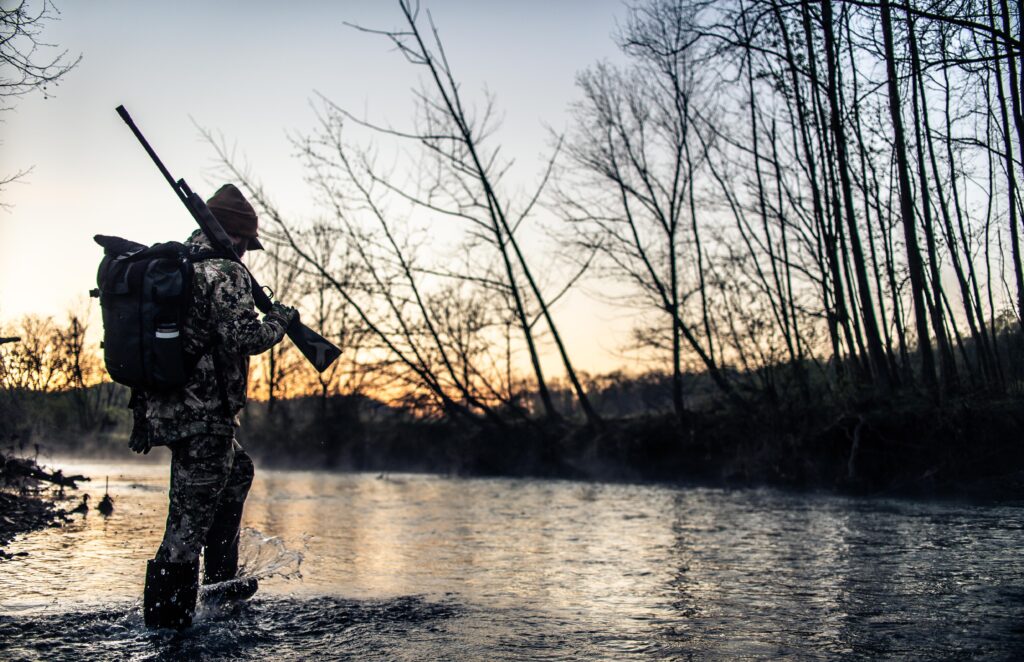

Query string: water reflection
[2,460,1023,658]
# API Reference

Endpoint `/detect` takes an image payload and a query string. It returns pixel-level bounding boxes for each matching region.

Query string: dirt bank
[0,454,85,559]
[0,492,67,559]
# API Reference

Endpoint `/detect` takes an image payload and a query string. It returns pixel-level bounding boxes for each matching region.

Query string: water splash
[236,527,304,582]
[199,528,303,612]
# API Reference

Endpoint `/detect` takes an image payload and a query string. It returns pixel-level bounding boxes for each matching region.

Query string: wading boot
[143,559,199,629]
[202,501,258,602]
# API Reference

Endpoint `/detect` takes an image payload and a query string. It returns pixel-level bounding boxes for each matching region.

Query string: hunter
[130,183,297,629]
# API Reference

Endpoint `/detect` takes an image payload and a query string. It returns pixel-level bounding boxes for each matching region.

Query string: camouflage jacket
[135,231,288,444]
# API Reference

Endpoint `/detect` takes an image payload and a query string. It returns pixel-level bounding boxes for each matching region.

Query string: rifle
[115,105,341,373]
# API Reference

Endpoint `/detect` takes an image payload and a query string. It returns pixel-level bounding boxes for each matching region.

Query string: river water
[1,457,1023,660]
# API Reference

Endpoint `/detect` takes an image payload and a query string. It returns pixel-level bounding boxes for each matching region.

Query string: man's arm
[209,261,295,356]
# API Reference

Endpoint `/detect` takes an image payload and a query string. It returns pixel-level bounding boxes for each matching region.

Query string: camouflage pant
[155,434,254,565]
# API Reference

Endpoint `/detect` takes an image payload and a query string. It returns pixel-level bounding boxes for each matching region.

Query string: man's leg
[156,434,236,563]
[147,434,234,628]
[203,442,254,583]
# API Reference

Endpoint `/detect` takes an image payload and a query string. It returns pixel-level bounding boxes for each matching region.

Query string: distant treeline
[3,309,1023,495]
[0,309,735,457]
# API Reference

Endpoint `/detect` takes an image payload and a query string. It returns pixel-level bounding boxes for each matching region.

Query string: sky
[0,0,645,375]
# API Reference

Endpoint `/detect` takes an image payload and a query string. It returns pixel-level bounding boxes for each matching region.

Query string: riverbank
[284,393,1024,500]
[0,492,66,559]
[0,454,85,560]
[11,392,1024,501]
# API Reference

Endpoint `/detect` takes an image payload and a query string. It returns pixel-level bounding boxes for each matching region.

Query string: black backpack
[91,235,224,391]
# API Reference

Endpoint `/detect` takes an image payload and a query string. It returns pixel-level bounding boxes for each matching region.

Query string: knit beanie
[206,183,264,250]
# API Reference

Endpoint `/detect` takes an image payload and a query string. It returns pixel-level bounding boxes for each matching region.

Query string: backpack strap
[189,248,232,262]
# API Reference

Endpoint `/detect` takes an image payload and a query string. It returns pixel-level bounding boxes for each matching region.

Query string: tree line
[7,0,1024,440]
[557,0,1024,417]
[212,0,1024,427]
[0,314,124,444]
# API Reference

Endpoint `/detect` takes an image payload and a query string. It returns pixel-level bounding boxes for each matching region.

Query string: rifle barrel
[115,105,342,373]
[115,106,188,207]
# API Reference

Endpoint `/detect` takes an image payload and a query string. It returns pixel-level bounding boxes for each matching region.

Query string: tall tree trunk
[844,9,900,384]
[821,0,893,389]
[880,0,938,391]
[773,0,843,377]
[921,24,992,385]
[800,0,858,376]
[999,0,1024,331]
[905,4,958,393]
[938,28,999,387]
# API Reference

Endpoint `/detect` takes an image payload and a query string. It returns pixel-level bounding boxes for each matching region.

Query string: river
[1,457,1023,660]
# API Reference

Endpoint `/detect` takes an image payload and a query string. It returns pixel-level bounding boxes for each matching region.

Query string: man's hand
[128,389,151,454]
[267,302,299,328]
[129,426,152,454]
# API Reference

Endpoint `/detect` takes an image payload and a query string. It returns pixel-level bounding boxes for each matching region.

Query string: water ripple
[0,595,459,662]
[2,462,1024,659]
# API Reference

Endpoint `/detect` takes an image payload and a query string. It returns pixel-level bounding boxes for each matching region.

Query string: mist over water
[2,460,1023,659]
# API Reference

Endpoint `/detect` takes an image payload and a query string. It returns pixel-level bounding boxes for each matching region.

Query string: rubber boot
[144,559,199,629]
[203,500,258,601]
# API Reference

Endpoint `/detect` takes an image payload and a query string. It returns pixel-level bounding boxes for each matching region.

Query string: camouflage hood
[185,229,216,252]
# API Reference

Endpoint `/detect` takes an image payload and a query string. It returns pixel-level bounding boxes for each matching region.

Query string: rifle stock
[115,105,341,373]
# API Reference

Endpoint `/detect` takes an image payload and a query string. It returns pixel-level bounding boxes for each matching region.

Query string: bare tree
[561,0,742,420]
[1,1,80,200]
[202,1,603,427]
[0,315,66,392]
[563,0,1024,405]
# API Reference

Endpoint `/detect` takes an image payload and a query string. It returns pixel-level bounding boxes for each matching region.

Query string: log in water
[1,459,1022,659]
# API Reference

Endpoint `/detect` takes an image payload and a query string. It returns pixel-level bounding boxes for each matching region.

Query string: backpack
[91,235,224,391]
